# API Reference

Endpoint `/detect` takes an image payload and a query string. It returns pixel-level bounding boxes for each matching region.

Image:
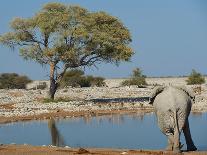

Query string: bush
[121,68,147,87]
[60,69,105,88]
[78,76,91,87]
[0,73,32,89]
[186,69,205,85]
[60,70,84,88]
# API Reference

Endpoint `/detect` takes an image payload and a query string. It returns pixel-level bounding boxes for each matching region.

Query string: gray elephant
[149,86,197,153]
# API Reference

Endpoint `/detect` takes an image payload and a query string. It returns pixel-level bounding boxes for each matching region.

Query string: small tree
[186,69,205,85]
[0,3,133,99]
[121,68,147,87]
[0,73,31,89]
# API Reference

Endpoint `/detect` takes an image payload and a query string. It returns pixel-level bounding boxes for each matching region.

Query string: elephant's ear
[149,86,165,104]
[176,86,195,102]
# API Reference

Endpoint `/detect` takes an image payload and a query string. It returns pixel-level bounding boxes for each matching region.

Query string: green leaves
[0,2,133,69]
[10,17,35,30]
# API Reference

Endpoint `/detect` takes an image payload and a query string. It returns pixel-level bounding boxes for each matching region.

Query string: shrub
[0,73,32,89]
[60,69,105,88]
[121,68,147,87]
[78,76,91,87]
[60,70,84,88]
[186,69,205,85]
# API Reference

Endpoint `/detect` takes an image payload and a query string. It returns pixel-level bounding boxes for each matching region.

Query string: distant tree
[0,3,133,99]
[121,68,147,87]
[0,73,31,89]
[186,69,205,85]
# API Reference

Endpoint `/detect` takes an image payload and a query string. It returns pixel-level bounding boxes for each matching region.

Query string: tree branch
[81,55,101,66]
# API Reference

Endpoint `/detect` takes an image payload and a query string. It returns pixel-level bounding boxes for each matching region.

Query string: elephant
[149,86,197,153]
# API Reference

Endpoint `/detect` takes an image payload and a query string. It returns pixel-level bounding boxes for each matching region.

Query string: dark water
[0,112,206,151]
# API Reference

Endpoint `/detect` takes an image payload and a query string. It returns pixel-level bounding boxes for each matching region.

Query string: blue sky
[0,0,207,79]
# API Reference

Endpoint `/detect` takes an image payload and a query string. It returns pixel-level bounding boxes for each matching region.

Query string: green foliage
[186,69,205,85]
[0,73,31,89]
[0,2,133,67]
[60,69,84,87]
[60,69,105,88]
[121,68,147,87]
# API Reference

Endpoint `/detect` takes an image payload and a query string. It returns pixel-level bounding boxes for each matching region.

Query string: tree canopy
[0,2,133,98]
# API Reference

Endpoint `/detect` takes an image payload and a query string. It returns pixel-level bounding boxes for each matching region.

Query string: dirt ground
[0,145,206,155]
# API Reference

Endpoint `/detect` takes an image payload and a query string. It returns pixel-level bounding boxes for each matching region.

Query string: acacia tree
[0,3,133,99]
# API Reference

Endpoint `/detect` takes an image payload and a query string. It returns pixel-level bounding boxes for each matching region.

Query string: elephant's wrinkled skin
[149,86,197,153]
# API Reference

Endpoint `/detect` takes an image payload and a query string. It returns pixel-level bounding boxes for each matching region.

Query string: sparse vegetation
[0,73,31,89]
[121,68,147,87]
[186,69,205,85]
[60,69,105,88]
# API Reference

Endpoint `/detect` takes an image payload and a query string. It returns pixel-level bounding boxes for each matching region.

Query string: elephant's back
[153,86,191,111]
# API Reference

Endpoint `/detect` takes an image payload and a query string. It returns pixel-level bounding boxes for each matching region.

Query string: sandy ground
[0,145,206,155]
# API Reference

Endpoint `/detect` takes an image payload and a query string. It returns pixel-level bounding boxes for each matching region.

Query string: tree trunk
[49,62,57,100]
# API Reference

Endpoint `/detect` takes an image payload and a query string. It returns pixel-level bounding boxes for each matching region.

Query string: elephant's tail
[173,109,180,133]
[173,109,185,149]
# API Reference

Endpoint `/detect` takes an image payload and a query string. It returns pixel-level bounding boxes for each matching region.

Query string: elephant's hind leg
[183,119,197,151]
[173,111,182,153]
[166,135,173,151]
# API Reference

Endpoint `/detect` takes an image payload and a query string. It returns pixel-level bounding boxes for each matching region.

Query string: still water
[0,112,206,150]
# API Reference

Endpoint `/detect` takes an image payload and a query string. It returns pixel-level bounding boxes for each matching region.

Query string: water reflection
[48,118,65,146]
[0,112,206,150]
[191,111,203,116]
[82,112,147,125]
